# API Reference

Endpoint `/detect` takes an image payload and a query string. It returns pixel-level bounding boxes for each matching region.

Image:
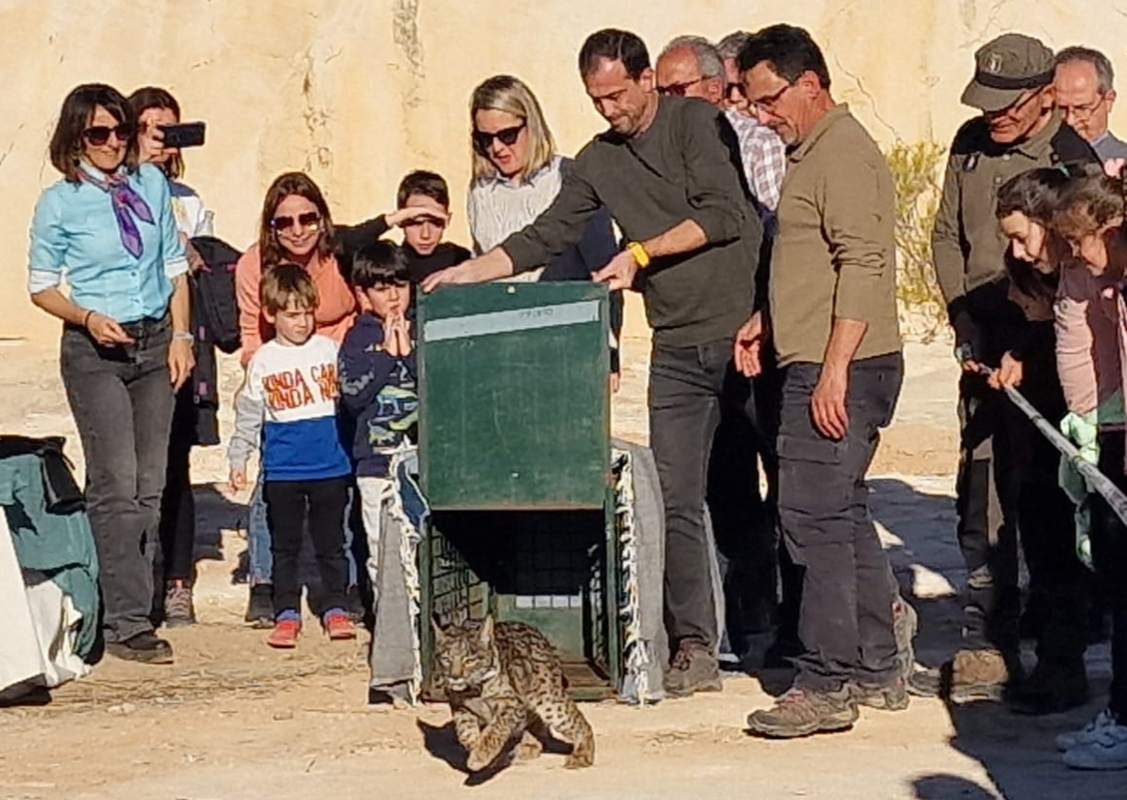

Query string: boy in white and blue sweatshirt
[228,264,356,648]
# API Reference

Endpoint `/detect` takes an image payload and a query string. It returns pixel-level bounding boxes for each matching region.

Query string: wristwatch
[625,241,651,269]
[173,331,195,344]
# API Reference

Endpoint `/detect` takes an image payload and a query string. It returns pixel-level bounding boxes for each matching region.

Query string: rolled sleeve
[28,190,65,295]
[824,157,893,321]
[153,171,188,280]
[683,107,747,244]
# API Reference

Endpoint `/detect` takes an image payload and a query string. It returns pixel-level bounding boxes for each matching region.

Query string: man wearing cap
[1054,46,1127,163]
[925,32,1097,709]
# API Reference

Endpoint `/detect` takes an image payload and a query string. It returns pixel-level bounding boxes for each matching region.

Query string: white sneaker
[1056,708,1116,752]
[1063,721,1127,771]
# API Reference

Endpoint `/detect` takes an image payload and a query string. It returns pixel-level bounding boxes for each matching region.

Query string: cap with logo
[961,33,1055,113]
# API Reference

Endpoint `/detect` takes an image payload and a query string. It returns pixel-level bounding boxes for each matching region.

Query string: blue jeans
[247,473,357,586]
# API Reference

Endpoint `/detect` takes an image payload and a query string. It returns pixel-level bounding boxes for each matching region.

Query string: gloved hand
[1059,409,1100,465]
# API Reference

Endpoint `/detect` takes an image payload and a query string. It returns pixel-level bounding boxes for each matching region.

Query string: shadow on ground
[871,477,1123,800]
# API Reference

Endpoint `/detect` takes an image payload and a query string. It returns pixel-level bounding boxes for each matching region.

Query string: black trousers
[1091,434,1127,718]
[778,354,903,691]
[264,477,351,617]
[61,318,174,643]
[650,337,770,653]
[157,385,196,583]
[955,351,1086,664]
[708,363,779,652]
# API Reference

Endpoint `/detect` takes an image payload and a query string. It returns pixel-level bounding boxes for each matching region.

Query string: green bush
[886,141,948,341]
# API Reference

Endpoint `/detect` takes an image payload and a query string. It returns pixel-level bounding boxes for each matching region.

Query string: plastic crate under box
[419,507,624,701]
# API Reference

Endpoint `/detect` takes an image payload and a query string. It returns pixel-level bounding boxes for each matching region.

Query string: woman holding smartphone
[128,86,215,628]
[28,83,191,664]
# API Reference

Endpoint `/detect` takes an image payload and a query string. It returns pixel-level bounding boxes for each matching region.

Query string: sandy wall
[0,0,1119,341]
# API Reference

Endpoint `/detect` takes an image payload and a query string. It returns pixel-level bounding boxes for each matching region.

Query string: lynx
[432,616,595,772]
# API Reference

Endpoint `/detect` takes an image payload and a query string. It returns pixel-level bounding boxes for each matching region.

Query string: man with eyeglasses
[655,35,785,217]
[424,28,764,698]
[1054,46,1127,164]
[654,33,784,670]
[735,24,904,738]
[717,31,753,116]
[922,33,1098,710]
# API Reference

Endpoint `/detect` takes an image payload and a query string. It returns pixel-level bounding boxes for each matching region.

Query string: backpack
[189,235,242,354]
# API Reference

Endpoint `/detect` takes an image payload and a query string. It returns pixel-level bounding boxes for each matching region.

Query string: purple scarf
[79,167,155,258]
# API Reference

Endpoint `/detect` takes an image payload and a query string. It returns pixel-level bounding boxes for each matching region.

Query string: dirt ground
[0,334,1123,800]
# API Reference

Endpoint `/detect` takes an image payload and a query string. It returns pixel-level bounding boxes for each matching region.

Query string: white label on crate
[423,300,600,342]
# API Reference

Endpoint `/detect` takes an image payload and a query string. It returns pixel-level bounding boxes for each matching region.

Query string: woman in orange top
[236,171,361,624]
[236,172,357,366]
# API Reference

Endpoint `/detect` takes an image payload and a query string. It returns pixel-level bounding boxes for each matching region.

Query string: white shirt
[170,180,214,238]
[467,156,566,254]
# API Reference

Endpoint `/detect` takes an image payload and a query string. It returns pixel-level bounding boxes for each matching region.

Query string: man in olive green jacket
[926,33,1096,711]
[736,24,904,739]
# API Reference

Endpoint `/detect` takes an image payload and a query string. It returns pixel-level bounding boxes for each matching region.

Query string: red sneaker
[325,613,356,641]
[267,619,301,648]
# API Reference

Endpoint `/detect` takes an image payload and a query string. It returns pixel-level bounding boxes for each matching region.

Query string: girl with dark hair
[28,83,192,664]
[127,86,215,627]
[983,168,1089,718]
[1045,170,1127,770]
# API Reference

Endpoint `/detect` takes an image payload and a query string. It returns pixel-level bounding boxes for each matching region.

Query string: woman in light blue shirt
[28,83,191,665]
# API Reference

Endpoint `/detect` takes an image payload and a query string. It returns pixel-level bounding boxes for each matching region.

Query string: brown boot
[747,686,859,738]
[663,642,722,698]
[945,648,1015,703]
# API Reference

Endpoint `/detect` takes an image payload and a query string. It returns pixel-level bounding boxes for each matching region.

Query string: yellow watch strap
[627,241,651,269]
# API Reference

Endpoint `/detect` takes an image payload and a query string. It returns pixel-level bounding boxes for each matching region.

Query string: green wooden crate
[417,283,610,511]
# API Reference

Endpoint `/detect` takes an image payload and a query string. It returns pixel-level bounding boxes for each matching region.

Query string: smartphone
[159,122,206,149]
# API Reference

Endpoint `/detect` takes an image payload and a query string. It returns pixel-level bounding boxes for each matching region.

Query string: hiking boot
[1063,719,1127,771]
[106,631,174,664]
[1058,709,1119,752]
[244,584,274,628]
[852,677,910,711]
[324,610,357,640]
[163,580,196,628]
[663,643,722,697]
[1008,661,1088,715]
[746,686,859,738]
[910,648,1014,703]
[267,619,302,649]
[892,596,918,682]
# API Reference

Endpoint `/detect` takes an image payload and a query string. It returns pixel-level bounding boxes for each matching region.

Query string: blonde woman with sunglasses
[467,74,622,380]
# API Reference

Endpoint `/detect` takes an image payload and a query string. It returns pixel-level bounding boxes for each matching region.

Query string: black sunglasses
[82,124,133,146]
[270,212,322,232]
[472,122,526,154]
[658,77,705,97]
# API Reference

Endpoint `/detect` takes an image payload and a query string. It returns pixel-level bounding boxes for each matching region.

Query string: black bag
[0,435,84,514]
[189,236,243,355]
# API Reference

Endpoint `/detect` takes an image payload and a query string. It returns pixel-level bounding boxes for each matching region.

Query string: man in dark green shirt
[424,28,765,697]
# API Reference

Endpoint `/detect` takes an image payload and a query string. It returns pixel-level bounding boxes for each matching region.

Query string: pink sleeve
[236,247,264,367]
[1055,267,1099,415]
